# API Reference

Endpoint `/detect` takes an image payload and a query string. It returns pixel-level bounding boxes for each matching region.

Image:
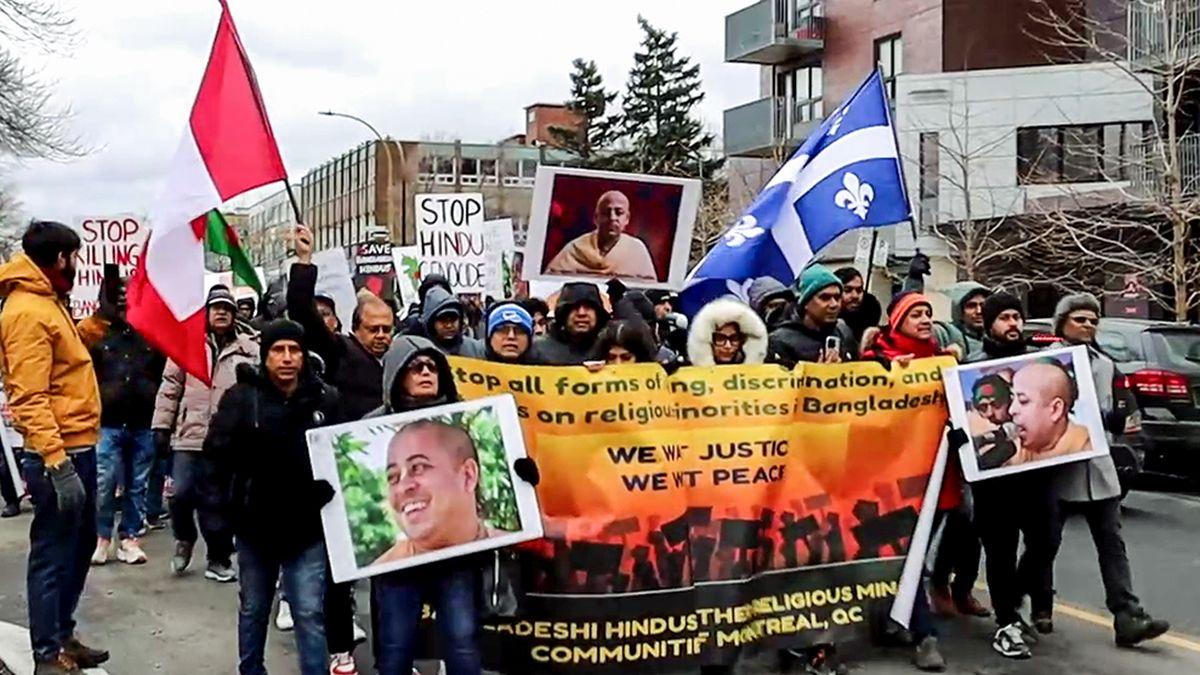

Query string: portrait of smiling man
[372,419,508,564]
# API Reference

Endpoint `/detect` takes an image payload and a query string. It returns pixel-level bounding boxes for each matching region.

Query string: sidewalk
[0,512,1196,674]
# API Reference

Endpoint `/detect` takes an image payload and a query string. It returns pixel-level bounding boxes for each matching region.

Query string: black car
[1025,318,1200,485]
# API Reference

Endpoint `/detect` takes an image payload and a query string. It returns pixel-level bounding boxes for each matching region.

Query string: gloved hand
[1104,408,1128,435]
[153,429,172,458]
[513,458,540,486]
[907,252,931,280]
[946,427,968,450]
[47,458,86,516]
[660,358,682,377]
[311,480,336,508]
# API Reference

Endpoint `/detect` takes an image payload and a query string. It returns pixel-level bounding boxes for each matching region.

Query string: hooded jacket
[533,282,609,365]
[421,286,485,359]
[766,311,856,368]
[746,277,795,332]
[687,298,768,367]
[1053,343,1121,502]
[287,262,385,420]
[204,361,341,557]
[0,254,101,466]
[377,335,459,415]
[151,323,259,451]
[934,282,989,359]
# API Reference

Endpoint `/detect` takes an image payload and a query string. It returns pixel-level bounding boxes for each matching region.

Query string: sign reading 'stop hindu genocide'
[415,193,487,292]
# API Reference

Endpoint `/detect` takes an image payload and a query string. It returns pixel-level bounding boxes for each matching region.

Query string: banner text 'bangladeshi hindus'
[445,357,951,673]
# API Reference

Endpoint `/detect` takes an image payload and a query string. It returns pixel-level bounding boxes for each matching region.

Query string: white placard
[481,218,516,299]
[391,246,421,309]
[0,381,24,497]
[414,193,486,293]
[70,215,148,319]
[311,248,357,333]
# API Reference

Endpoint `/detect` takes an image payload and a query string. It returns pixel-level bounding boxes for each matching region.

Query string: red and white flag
[127,0,287,384]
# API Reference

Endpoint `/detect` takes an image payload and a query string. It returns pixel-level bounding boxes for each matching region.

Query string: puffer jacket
[1055,343,1122,502]
[151,325,259,451]
[687,298,768,367]
[532,282,609,365]
[766,312,856,368]
[0,254,101,467]
[87,316,166,429]
[421,286,485,359]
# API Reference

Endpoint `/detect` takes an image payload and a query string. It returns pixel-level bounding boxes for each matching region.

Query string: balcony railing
[1128,1,1200,64]
[1129,133,1200,197]
[725,0,825,64]
[724,96,825,158]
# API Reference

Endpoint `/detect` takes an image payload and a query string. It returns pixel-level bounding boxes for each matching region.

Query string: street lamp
[317,110,405,243]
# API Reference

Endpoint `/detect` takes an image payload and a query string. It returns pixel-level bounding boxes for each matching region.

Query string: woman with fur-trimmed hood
[686,297,769,367]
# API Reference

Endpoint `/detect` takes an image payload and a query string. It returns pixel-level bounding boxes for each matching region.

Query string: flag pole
[865,229,879,293]
[876,66,921,251]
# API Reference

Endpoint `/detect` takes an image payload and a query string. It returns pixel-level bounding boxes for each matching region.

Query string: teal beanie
[795,264,843,309]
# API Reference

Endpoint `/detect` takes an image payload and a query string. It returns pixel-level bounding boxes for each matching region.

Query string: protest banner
[309,395,543,583]
[391,245,421,309]
[352,242,396,300]
[943,345,1109,481]
[482,218,517,299]
[70,215,148,319]
[311,247,357,331]
[415,192,486,292]
[444,357,950,672]
[0,379,24,496]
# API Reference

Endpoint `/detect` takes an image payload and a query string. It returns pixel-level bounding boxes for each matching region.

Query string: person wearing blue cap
[485,303,534,364]
[766,264,857,369]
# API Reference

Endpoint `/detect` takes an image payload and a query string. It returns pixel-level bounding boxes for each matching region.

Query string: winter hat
[418,273,452,303]
[259,319,305,362]
[795,265,843,309]
[886,291,932,333]
[747,277,794,316]
[206,285,237,310]
[487,303,533,338]
[972,373,1012,406]
[614,291,656,325]
[1053,292,1101,336]
[982,291,1024,333]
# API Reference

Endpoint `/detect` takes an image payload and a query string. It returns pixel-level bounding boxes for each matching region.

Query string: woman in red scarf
[862,291,962,368]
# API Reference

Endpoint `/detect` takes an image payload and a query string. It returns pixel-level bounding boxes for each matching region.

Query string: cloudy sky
[7,0,759,222]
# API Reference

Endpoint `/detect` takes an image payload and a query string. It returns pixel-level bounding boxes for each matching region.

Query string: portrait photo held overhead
[307,394,543,583]
[942,345,1110,482]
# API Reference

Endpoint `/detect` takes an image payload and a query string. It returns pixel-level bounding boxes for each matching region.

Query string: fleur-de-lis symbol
[834,172,874,219]
[726,278,755,302]
[827,102,851,136]
[723,215,765,247]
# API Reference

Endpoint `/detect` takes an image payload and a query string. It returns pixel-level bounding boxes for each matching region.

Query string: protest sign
[70,215,148,319]
[943,345,1109,481]
[482,218,517,298]
[415,192,486,292]
[443,357,950,672]
[309,395,543,583]
[352,242,396,300]
[311,248,357,332]
[0,379,24,496]
[391,246,422,309]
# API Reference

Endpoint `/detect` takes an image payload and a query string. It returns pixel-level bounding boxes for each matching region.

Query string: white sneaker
[329,652,358,675]
[275,599,294,631]
[116,538,148,565]
[993,623,1032,659]
[352,621,367,644]
[90,538,111,565]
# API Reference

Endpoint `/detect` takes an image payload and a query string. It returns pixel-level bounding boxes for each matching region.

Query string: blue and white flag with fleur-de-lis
[680,69,912,316]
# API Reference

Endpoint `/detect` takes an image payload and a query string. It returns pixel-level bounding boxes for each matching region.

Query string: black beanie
[260,319,305,362]
[982,292,1024,333]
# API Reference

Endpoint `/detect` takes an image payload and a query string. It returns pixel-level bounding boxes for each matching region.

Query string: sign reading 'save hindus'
[442,357,951,672]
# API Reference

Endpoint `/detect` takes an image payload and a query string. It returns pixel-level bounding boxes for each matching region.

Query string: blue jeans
[237,539,328,675]
[23,449,98,662]
[372,564,482,675]
[95,428,154,540]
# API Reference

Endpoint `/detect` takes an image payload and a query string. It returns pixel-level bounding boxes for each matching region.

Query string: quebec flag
[680,70,912,315]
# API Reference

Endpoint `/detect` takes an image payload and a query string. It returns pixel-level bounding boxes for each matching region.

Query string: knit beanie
[260,318,305,362]
[982,292,1024,334]
[795,265,843,310]
[1053,292,1101,336]
[487,303,533,338]
[886,291,932,333]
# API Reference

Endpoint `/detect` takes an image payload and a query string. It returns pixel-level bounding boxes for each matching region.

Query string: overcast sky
[7,0,758,222]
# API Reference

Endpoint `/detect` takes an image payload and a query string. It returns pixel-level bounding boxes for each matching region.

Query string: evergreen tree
[549,58,617,166]
[612,16,722,179]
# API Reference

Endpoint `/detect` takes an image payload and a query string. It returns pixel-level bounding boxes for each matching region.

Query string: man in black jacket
[532,282,609,365]
[205,319,340,675]
[767,265,856,368]
[288,225,392,420]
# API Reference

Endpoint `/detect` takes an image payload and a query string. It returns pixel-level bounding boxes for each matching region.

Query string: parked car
[1025,318,1200,487]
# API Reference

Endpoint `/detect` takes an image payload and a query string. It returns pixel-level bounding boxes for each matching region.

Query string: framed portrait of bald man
[525,166,701,289]
[307,395,543,582]
[942,345,1110,482]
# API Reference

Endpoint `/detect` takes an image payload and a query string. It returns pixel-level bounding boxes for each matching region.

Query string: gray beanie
[1053,292,1101,336]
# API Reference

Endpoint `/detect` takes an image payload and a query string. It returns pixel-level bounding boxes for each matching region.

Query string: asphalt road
[0,488,1197,674]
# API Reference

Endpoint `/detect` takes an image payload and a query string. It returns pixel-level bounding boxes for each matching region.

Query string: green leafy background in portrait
[333,406,521,568]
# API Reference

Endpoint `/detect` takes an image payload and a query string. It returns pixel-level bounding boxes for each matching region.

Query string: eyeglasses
[712,333,745,347]
[975,399,1008,412]
[407,358,438,375]
[1070,315,1099,326]
[494,325,526,337]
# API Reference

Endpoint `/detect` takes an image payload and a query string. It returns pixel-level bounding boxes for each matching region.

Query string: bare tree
[1023,0,1200,318]
[0,176,25,259]
[0,0,83,160]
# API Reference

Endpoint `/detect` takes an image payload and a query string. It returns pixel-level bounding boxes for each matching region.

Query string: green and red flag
[204,209,262,295]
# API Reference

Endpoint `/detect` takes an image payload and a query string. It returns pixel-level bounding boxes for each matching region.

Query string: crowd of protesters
[0,220,1173,675]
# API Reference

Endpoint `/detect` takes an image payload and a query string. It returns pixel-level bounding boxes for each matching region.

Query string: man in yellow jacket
[0,221,107,675]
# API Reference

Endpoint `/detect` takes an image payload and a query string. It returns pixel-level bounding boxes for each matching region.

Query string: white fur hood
[687,298,769,367]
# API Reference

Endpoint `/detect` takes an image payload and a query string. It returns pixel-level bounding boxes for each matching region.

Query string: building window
[793,65,823,123]
[919,132,939,231]
[1017,122,1143,184]
[875,34,902,99]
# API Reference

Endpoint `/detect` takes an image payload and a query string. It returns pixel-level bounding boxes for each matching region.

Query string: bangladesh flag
[204,209,263,295]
